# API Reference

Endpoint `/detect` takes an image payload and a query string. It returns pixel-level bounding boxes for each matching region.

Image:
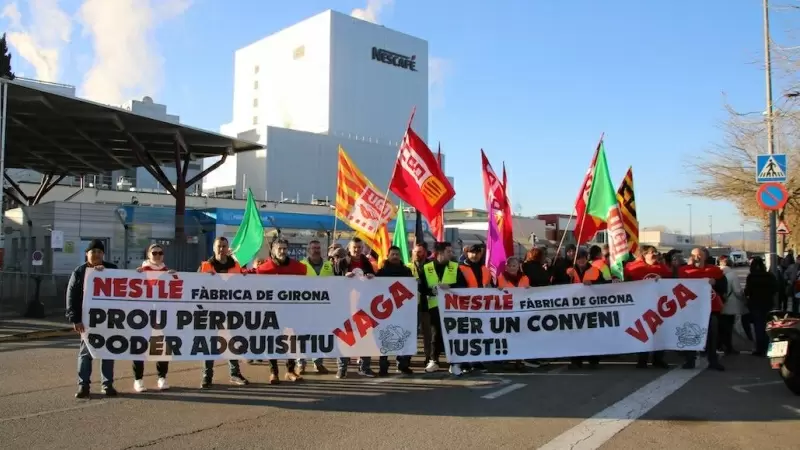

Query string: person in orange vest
[460,244,493,288]
[255,239,309,384]
[678,247,727,371]
[566,249,603,369]
[197,237,249,389]
[623,245,673,369]
[459,244,492,373]
[498,256,530,288]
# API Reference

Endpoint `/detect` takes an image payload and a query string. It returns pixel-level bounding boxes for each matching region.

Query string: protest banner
[436,279,712,363]
[81,269,418,361]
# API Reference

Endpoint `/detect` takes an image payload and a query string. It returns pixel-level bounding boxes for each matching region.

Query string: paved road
[1,332,798,450]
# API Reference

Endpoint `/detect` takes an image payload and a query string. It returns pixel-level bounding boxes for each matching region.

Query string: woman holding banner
[131,244,176,392]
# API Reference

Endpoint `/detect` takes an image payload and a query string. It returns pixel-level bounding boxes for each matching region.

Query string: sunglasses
[151,251,164,256]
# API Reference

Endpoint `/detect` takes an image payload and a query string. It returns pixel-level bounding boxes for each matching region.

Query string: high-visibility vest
[592,260,612,281]
[301,259,334,277]
[567,266,600,284]
[459,265,492,288]
[497,273,530,288]
[423,261,459,309]
[199,260,241,274]
[407,262,419,279]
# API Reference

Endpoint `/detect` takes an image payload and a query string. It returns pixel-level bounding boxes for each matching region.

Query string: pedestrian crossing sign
[777,220,790,235]
[756,154,787,183]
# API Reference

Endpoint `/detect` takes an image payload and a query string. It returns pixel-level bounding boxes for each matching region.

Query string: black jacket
[522,261,552,287]
[65,261,118,324]
[376,262,413,278]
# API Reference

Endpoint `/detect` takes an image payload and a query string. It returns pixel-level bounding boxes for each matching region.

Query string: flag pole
[378,106,417,235]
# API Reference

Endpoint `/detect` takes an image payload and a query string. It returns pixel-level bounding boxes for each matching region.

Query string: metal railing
[0,271,70,317]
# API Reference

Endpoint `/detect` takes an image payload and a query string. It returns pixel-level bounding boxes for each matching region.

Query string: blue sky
[3,0,792,233]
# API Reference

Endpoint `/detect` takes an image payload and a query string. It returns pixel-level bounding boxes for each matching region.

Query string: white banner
[436,279,712,363]
[81,269,418,361]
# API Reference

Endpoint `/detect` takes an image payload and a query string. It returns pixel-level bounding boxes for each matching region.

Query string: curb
[0,328,75,343]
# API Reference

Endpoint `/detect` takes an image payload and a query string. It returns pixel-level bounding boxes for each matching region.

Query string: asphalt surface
[2,267,797,450]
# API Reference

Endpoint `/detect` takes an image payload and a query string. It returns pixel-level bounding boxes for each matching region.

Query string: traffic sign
[756,154,787,183]
[756,182,789,211]
[777,220,791,235]
[31,250,43,266]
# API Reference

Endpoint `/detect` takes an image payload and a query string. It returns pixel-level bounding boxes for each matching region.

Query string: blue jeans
[77,340,114,387]
[202,360,241,379]
[296,358,323,366]
[337,357,371,372]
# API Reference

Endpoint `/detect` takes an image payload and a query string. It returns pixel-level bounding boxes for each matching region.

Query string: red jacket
[678,265,725,312]
[255,258,308,276]
[624,259,672,281]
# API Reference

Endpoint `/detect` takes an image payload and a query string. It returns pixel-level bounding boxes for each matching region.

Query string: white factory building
[203,9,453,206]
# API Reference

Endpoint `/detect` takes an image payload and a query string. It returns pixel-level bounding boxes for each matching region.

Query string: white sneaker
[449,364,463,377]
[133,379,147,392]
[424,360,439,373]
[157,377,169,390]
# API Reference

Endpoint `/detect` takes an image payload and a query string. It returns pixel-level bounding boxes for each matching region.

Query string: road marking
[0,400,109,423]
[538,362,707,450]
[731,381,783,393]
[481,383,526,400]
[783,404,800,416]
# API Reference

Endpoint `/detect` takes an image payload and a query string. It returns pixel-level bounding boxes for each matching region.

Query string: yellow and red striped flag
[336,145,395,262]
[615,166,639,255]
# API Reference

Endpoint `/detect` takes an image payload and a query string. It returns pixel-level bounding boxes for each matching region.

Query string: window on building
[253,116,258,125]
[253,98,258,107]
[254,80,258,90]
[293,45,305,60]
[254,65,260,74]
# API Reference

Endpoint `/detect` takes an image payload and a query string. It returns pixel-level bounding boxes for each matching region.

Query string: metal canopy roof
[1,79,263,176]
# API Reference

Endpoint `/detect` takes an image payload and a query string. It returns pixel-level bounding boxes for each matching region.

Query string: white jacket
[721,266,746,315]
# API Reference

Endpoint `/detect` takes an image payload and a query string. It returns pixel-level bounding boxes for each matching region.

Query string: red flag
[429,144,445,241]
[573,137,607,244]
[501,162,514,256]
[389,125,455,226]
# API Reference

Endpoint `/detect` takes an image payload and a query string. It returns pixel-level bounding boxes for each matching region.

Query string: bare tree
[682,4,800,247]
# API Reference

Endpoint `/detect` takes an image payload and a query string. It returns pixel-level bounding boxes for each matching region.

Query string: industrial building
[203,9,449,205]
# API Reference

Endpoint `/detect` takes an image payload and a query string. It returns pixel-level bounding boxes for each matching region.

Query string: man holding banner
[255,239,309,384]
[420,241,468,376]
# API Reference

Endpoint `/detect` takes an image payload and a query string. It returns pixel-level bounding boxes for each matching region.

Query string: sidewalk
[0,316,74,341]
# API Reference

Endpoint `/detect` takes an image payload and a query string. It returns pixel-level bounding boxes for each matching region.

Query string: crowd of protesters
[65,235,781,398]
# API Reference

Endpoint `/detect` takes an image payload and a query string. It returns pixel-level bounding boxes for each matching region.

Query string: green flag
[586,142,630,279]
[392,203,410,265]
[230,189,264,266]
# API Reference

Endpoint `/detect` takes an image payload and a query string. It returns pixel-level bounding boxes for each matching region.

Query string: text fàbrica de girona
[81,269,419,361]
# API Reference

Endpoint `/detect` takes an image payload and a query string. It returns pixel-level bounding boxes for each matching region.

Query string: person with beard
[255,239,308,384]
[375,246,415,376]
[458,243,492,373]
[521,247,551,287]
[198,237,249,389]
[420,241,468,376]
[624,245,672,369]
[408,242,434,368]
[297,240,332,375]
[566,249,603,369]
[679,247,727,371]
[337,237,378,378]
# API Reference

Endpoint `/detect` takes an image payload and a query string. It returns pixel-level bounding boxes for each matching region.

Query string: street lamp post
[764,0,779,271]
[687,203,693,243]
[709,215,713,246]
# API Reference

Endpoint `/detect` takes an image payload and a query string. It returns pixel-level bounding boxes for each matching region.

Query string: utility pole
[687,203,693,243]
[764,0,780,271]
[709,215,713,246]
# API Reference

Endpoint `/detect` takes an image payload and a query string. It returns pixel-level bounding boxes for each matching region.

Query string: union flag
[336,146,394,262]
[573,138,607,244]
[616,166,639,255]
[428,144,445,241]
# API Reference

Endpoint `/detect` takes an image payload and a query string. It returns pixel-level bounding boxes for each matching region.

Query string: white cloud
[1,0,72,82]
[429,56,451,108]
[351,0,394,24]
[78,0,192,105]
